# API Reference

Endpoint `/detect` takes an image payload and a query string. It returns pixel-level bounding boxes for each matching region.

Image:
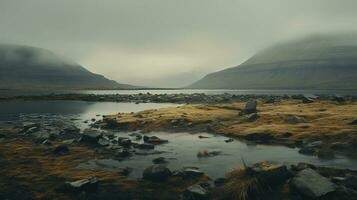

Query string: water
[1,89,357,96]
[1,100,357,180]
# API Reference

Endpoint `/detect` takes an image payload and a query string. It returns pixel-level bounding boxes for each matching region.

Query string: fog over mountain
[0,44,135,89]
[188,34,357,89]
[1,0,357,87]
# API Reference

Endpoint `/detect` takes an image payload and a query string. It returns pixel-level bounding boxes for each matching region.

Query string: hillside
[188,34,357,89]
[0,44,135,89]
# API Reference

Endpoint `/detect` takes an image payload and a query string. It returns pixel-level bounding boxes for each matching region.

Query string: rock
[53,145,69,155]
[291,168,335,198]
[80,129,102,144]
[98,138,110,146]
[302,96,315,103]
[225,138,234,143]
[246,113,258,121]
[63,125,80,134]
[350,119,357,125]
[62,139,75,145]
[118,138,132,147]
[214,178,225,187]
[142,164,172,181]
[198,135,210,139]
[197,150,222,158]
[250,162,290,185]
[152,157,167,164]
[143,136,168,144]
[60,177,98,193]
[182,168,204,178]
[129,132,142,140]
[22,122,40,132]
[306,141,323,148]
[24,126,39,135]
[240,100,258,115]
[135,143,155,150]
[118,167,133,176]
[299,146,316,155]
[286,116,306,124]
[115,149,131,158]
[182,183,209,200]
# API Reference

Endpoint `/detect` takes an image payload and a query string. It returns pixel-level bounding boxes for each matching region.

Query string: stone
[291,168,335,198]
[182,183,209,200]
[60,176,99,193]
[152,157,167,164]
[302,96,315,103]
[250,162,290,185]
[286,116,306,124]
[80,129,102,144]
[98,138,110,146]
[135,143,155,150]
[143,135,168,144]
[225,138,234,143]
[22,122,40,132]
[197,150,222,158]
[182,168,204,178]
[214,178,225,187]
[142,164,172,181]
[350,119,357,125]
[317,147,335,159]
[53,145,69,155]
[240,100,258,115]
[118,138,132,147]
[246,113,258,121]
[24,126,40,134]
[298,146,316,155]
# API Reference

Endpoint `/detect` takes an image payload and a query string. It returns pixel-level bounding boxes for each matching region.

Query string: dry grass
[103,100,357,143]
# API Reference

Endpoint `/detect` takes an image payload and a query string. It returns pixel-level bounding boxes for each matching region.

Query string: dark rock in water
[299,146,316,155]
[249,162,290,185]
[243,132,274,142]
[63,125,80,134]
[291,168,335,199]
[23,126,39,135]
[286,116,306,124]
[59,176,99,194]
[143,135,168,144]
[350,119,357,125]
[182,183,209,200]
[53,145,69,155]
[197,150,222,158]
[240,100,258,115]
[118,167,133,176]
[152,157,167,164]
[80,129,102,144]
[129,132,143,140]
[115,149,131,159]
[134,143,155,150]
[225,138,234,143]
[182,168,204,178]
[143,164,172,181]
[198,135,210,139]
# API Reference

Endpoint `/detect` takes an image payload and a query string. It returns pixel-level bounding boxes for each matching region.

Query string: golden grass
[104,100,357,143]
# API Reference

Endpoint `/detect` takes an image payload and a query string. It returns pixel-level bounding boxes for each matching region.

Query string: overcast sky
[1,0,357,87]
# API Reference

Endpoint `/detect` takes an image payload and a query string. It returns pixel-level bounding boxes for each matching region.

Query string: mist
[1,0,357,87]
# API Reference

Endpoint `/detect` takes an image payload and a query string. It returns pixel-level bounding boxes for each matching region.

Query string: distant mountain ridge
[0,44,136,89]
[188,34,357,89]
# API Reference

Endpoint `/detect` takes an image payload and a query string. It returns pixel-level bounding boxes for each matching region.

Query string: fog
[1,0,357,87]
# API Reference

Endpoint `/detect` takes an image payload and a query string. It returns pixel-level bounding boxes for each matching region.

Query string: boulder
[250,162,290,184]
[142,164,172,181]
[291,168,335,198]
[53,145,69,155]
[240,100,258,115]
[182,183,209,200]
[246,113,258,121]
[80,129,102,144]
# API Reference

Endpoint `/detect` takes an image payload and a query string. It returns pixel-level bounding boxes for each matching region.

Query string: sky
[1,0,357,87]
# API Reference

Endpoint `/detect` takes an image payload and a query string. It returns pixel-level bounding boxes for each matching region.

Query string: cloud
[1,0,357,87]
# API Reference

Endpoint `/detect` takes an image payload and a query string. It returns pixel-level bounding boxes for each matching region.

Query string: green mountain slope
[0,44,135,89]
[189,34,357,89]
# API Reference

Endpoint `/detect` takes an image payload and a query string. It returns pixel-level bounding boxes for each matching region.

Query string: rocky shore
[1,92,356,104]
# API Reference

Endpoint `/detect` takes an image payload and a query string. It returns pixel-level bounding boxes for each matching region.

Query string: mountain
[0,44,136,89]
[188,34,357,89]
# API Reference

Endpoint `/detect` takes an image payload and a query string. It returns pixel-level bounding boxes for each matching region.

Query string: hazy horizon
[1,0,357,87]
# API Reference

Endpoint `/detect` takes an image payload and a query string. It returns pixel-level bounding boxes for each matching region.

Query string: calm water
[1,100,357,179]
[1,89,357,96]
